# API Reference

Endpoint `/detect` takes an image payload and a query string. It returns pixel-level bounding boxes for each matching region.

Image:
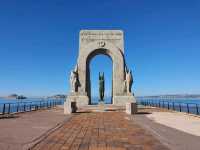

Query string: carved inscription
[80,31,123,43]
[79,30,124,53]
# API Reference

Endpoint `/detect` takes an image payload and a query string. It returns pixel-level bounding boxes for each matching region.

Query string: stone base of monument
[64,100,78,114]
[70,96,89,107]
[98,101,104,105]
[64,93,137,114]
[64,94,89,114]
[126,102,137,114]
[113,95,137,106]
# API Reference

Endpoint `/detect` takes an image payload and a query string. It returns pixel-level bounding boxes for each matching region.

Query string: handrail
[0,99,65,115]
[137,98,200,115]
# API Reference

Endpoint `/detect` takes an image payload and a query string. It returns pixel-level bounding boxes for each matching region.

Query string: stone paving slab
[0,107,71,150]
[32,111,169,150]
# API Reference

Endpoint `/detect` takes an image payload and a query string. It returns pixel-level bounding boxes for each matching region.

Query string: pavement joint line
[26,114,74,150]
[135,119,172,149]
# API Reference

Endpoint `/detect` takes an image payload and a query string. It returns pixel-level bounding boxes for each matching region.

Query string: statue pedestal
[98,101,104,105]
[64,93,89,114]
[113,95,137,108]
[98,101,105,112]
[65,93,89,108]
[113,95,137,113]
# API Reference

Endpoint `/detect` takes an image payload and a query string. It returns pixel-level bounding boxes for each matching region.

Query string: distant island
[137,94,200,99]
[3,94,27,99]
[16,95,27,99]
[48,94,66,99]
[0,94,66,100]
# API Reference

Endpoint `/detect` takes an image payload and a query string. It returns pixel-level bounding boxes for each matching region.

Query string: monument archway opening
[66,30,136,109]
[87,51,113,105]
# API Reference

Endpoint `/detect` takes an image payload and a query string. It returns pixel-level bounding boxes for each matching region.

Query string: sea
[1,97,200,104]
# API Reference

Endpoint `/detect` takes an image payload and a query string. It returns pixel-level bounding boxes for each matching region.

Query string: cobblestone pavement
[32,111,169,150]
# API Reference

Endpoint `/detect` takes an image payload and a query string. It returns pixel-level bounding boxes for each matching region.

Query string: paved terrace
[32,106,168,150]
[1,105,200,150]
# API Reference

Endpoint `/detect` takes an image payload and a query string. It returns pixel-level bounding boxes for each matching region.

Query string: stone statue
[125,68,133,94]
[99,72,105,101]
[70,65,79,93]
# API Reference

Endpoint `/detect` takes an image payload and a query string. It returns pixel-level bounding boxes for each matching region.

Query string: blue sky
[0,0,200,97]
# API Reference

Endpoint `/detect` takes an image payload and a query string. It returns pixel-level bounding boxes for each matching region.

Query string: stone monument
[65,30,137,113]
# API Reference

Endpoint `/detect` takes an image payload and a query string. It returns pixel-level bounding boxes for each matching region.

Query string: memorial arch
[66,30,136,108]
[84,43,124,104]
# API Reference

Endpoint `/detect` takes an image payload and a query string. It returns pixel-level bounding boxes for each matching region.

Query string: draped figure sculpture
[124,68,133,94]
[70,65,79,93]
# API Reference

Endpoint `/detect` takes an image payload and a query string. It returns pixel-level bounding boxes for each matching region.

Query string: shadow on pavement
[0,114,19,119]
[136,112,152,115]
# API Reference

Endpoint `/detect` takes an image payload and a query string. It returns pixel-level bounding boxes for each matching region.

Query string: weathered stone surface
[65,30,137,109]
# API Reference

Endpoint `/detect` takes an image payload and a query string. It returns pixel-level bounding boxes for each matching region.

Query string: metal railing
[0,99,65,115]
[137,99,200,115]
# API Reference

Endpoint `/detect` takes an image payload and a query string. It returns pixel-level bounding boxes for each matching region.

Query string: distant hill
[7,94,18,98]
[48,94,66,99]
[137,94,200,99]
